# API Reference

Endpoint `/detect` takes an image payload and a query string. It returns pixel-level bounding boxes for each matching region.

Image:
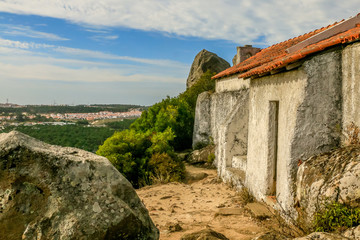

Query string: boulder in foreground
[0,131,159,240]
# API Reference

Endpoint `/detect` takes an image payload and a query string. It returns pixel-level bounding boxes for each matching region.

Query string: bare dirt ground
[137,165,288,240]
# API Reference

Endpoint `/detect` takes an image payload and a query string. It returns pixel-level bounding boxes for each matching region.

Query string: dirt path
[137,165,285,240]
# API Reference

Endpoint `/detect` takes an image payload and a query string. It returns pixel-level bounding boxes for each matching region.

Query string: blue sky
[0,1,358,105]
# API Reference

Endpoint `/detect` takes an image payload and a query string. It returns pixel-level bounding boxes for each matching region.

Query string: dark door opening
[268,101,279,196]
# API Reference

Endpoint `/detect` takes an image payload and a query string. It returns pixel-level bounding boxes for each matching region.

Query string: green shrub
[148,153,185,184]
[96,129,152,188]
[207,152,215,164]
[313,202,360,232]
[97,127,184,188]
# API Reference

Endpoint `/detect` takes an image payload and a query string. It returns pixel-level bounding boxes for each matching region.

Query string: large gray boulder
[188,144,215,166]
[0,131,159,240]
[192,91,212,149]
[293,232,350,240]
[186,49,230,88]
[295,146,360,228]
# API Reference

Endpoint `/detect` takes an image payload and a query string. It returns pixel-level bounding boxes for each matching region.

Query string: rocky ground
[137,165,298,240]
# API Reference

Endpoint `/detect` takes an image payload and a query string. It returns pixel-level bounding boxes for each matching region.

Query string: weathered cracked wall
[246,69,307,209]
[246,49,342,217]
[215,89,249,179]
[216,75,250,92]
[210,91,246,147]
[342,42,360,131]
[192,74,249,183]
[291,49,342,187]
[193,91,212,149]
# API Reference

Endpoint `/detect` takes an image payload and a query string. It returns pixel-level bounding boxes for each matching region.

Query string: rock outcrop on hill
[186,49,230,88]
[0,131,159,240]
[296,146,360,228]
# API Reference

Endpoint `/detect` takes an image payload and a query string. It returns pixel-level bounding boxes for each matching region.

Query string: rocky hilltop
[186,49,230,88]
[0,131,158,240]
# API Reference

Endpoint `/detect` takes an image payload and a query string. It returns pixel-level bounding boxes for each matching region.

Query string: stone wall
[291,49,342,186]
[194,42,358,221]
[342,42,360,131]
[246,48,342,217]
[192,87,248,169]
[215,89,249,180]
[232,45,261,66]
[246,68,307,212]
[216,75,250,93]
[210,91,247,149]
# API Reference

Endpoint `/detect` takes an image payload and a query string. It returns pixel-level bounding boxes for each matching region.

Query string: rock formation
[186,49,230,88]
[296,146,360,228]
[192,91,212,148]
[187,144,215,166]
[0,131,159,240]
[180,228,229,240]
[293,232,350,240]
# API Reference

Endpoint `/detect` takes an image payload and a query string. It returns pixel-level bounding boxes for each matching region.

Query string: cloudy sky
[0,1,358,105]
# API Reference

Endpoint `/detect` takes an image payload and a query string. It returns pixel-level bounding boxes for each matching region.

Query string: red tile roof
[213,16,360,80]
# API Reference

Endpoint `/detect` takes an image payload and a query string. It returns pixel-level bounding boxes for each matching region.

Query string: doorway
[268,101,279,196]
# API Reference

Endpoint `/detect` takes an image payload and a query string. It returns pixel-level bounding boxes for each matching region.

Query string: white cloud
[0,38,188,86]
[0,62,184,84]
[0,38,189,69]
[91,35,118,41]
[0,24,68,41]
[0,38,54,49]
[54,47,188,68]
[0,0,358,44]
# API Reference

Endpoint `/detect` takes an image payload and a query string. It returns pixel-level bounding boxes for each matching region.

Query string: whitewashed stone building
[193,14,360,216]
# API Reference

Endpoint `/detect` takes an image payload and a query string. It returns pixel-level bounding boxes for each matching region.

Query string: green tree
[97,127,184,188]
[97,129,152,188]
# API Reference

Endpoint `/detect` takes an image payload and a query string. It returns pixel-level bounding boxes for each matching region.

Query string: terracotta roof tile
[213,17,360,80]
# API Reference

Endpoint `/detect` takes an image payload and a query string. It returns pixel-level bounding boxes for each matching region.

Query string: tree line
[2,119,136,153]
[0,104,144,114]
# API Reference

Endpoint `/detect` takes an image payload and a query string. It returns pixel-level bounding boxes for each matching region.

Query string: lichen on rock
[295,145,360,229]
[0,131,159,240]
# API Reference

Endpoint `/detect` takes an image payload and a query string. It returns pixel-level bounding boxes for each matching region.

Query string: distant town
[0,102,143,127]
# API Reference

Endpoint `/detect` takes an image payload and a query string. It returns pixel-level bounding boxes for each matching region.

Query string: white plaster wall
[246,70,307,206]
[215,90,249,178]
[342,41,360,131]
[210,92,245,146]
[210,91,246,167]
[216,75,249,92]
[246,49,342,218]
